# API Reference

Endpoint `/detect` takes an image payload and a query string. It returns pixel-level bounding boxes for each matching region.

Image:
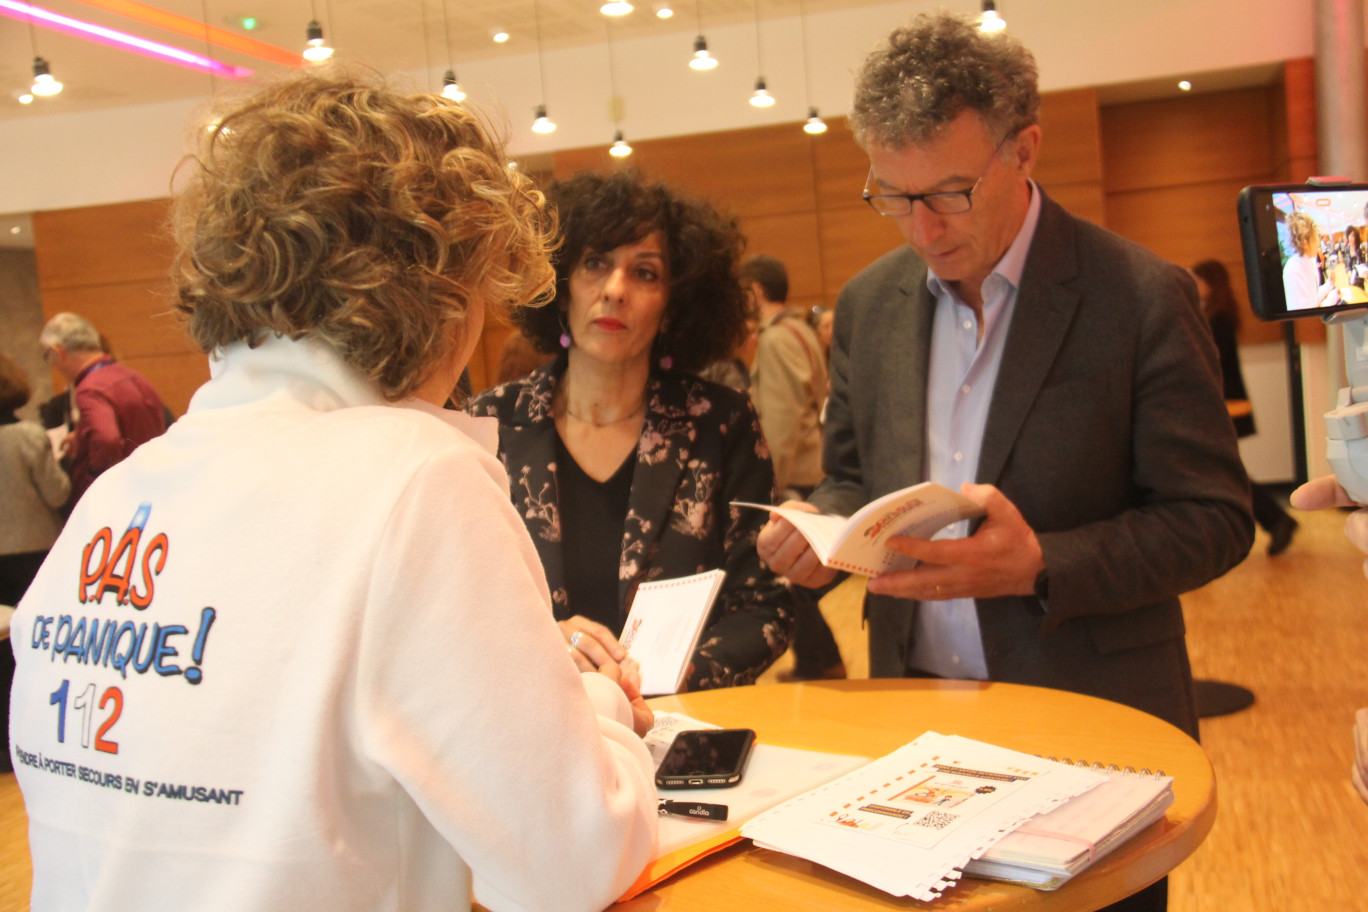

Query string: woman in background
[10,72,656,912]
[468,170,791,691]
[0,352,70,773]
[0,353,69,606]
[1192,259,1298,555]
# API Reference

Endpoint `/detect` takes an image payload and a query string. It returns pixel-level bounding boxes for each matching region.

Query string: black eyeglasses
[862,133,1014,217]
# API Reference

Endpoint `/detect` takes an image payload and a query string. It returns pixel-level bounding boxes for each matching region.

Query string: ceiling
[0,0,862,119]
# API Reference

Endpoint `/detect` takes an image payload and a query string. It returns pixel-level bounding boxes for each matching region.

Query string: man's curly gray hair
[850,12,1040,150]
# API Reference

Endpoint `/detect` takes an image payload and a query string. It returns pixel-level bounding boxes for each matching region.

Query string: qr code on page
[916,811,957,830]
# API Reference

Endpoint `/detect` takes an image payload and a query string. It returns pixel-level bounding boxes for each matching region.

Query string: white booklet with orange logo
[620,569,726,696]
[735,482,985,577]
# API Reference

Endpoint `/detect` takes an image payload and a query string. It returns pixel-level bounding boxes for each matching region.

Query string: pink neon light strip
[0,0,254,81]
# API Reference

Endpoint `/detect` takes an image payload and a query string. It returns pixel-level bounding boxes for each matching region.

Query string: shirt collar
[189,334,499,455]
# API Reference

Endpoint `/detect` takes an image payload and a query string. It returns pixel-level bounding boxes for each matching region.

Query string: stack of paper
[740,732,1106,902]
[964,768,1174,889]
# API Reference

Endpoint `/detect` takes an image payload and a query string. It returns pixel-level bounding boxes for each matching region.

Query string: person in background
[10,71,657,912]
[809,305,835,358]
[1343,224,1366,277]
[38,312,167,506]
[0,353,69,603]
[697,295,759,394]
[1191,259,1297,554]
[1283,212,1339,311]
[0,352,70,774]
[467,169,791,691]
[757,25,1252,912]
[742,255,844,681]
[745,255,828,500]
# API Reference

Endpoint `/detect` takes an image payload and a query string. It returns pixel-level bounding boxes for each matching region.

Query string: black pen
[658,800,728,821]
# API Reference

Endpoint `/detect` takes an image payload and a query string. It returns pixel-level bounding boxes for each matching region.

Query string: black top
[554,432,636,632]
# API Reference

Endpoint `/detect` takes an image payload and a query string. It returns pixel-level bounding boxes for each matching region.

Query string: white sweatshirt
[9,335,657,912]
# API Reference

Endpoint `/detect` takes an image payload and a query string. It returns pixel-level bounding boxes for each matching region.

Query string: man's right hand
[757,500,838,589]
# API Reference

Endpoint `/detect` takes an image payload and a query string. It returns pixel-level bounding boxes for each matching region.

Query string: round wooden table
[624,679,1215,912]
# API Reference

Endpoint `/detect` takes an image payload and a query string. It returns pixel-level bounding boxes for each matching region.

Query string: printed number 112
[49,680,122,754]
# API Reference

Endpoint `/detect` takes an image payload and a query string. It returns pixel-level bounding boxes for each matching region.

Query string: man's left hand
[866,483,1044,601]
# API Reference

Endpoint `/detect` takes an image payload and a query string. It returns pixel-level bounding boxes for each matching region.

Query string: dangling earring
[558,311,572,349]
[656,319,672,369]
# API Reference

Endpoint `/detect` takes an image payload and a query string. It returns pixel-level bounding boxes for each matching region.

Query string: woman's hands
[593,659,654,737]
[561,616,627,671]
[561,616,653,736]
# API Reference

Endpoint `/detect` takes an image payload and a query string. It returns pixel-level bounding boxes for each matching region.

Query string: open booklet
[735,481,985,577]
[620,569,726,696]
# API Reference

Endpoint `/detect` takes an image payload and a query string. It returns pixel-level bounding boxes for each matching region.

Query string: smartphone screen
[655,728,757,789]
[1238,183,1368,321]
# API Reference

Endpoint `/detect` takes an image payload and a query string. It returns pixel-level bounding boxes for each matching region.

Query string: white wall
[0,0,1327,215]
[1243,342,1302,482]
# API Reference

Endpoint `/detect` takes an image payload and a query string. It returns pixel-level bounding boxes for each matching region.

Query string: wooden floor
[3,504,1366,909]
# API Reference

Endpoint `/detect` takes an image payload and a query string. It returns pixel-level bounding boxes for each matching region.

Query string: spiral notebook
[620,570,726,696]
[962,759,1175,890]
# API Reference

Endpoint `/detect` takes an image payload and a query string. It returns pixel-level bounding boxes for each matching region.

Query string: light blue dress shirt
[907,182,1043,680]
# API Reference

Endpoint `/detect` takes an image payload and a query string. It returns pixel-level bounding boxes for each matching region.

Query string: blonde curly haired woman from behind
[10,70,657,912]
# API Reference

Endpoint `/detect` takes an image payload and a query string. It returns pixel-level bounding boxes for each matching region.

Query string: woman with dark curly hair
[467,169,792,691]
[10,72,658,912]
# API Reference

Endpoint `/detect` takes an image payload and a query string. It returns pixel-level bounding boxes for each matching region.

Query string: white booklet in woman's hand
[735,482,985,577]
[621,569,726,696]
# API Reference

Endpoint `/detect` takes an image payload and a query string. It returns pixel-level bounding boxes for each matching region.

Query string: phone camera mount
[1323,308,1368,503]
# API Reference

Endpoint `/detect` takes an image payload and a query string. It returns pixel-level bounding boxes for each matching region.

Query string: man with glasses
[758,10,1251,867]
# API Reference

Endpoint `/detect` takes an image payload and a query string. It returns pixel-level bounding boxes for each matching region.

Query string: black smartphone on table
[1238,182,1368,321]
[655,728,757,789]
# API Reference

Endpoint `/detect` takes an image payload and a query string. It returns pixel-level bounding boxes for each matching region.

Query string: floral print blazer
[466,359,792,689]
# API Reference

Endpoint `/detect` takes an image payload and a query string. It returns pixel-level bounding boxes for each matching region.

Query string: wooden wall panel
[1281,58,1318,173]
[1100,79,1300,346]
[1035,88,1104,188]
[737,210,824,303]
[1040,181,1106,227]
[811,119,872,212]
[817,205,904,302]
[122,351,209,418]
[1104,179,1253,266]
[554,123,818,220]
[33,200,173,288]
[1101,88,1274,194]
[37,282,188,359]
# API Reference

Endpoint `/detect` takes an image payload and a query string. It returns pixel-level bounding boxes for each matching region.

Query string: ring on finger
[569,630,584,650]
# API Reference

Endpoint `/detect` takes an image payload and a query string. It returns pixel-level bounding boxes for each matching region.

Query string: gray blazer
[810,191,1254,737]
